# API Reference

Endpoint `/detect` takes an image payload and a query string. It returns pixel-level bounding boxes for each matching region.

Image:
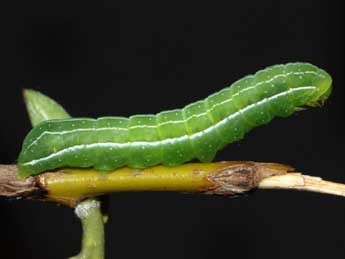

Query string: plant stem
[69,199,105,259]
[2,162,345,206]
[35,161,298,206]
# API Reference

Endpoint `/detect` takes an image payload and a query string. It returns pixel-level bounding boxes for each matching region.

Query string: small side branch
[0,161,344,207]
[69,199,105,259]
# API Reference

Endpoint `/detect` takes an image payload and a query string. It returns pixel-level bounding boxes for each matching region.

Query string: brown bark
[0,165,38,198]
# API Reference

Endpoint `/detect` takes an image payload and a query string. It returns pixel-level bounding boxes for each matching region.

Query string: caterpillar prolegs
[18,62,332,177]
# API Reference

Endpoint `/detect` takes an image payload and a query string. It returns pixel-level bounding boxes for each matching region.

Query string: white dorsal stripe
[25,70,323,151]
[23,86,317,166]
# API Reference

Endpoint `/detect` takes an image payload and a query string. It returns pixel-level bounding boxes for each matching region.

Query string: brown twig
[0,165,38,197]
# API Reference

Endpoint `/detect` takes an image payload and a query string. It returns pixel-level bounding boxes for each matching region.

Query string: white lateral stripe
[23,86,316,166]
[25,70,323,150]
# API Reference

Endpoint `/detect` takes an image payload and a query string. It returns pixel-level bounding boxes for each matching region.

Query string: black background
[0,1,344,258]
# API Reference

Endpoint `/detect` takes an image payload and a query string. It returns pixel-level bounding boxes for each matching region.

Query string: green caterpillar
[18,62,332,177]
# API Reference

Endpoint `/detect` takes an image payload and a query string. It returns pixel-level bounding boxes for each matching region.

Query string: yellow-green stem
[37,161,293,207]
